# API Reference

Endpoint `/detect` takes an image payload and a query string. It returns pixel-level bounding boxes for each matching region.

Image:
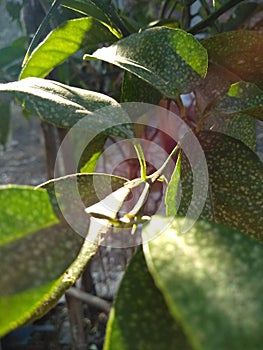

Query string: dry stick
[188,0,244,34]
[65,293,86,350]
[66,287,111,313]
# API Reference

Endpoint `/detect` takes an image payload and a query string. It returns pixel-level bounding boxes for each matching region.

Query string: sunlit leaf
[0,186,58,245]
[165,154,181,216]
[20,18,117,80]
[143,216,263,350]
[84,27,208,98]
[0,77,134,138]
[104,249,192,350]
[178,131,263,240]
[79,133,108,172]
[202,30,263,89]
[0,174,126,336]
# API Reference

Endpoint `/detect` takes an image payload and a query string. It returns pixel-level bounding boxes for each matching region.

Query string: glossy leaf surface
[0,186,58,245]
[0,78,133,137]
[0,174,126,336]
[144,216,263,350]
[20,18,117,80]
[85,27,208,98]
[202,30,263,89]
[104,249,192,350]
[178,131,263,240]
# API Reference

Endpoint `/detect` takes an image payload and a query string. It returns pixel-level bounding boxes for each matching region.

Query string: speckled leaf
[179,131,263,240]
[143,216,263,350]
[121,72,162,103]
[104,248,192,350]
[0,173,127,337]
[213,81,263,120]
[0,186,58,245]
[84,27,208,98]
[0,77,134,138]
[40,173,127,228]
[222,113,256,152]
[202,30,263,89]
[0,186,85,337]
[195,64,257,151]
[60,0,128,36]
[20,18,117,80]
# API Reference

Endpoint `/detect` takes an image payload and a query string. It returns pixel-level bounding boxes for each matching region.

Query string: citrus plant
[0,1,263,349]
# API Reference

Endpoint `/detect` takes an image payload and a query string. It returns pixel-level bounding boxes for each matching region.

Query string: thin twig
[159,0,171,19]
[168,1,178,19]
[188,0,244,34]
[66,287,111,313]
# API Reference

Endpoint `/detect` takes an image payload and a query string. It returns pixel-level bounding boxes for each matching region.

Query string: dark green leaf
[194,65,257,151]
[0,37,27,69]
[20,18,117,80]
[143,216,263,350]
[85,27,208,98]
[213,81,263,120]
[121,72,162,104]
[104,249,192,350]
[0,77,134,138]
[202,30,263,89]
[60,0,129,36]
[179,131,263,240]
[222,113,256,152]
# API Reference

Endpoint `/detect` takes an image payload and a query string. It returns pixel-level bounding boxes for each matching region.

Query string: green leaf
[202,30,263,89]
[0,173,127,336]
[0,77,134,138]
[84,27,208,98]
[143,216,263,350]
[0,37,27,70]
[194,65,257,151]
[79,133,108,172]
[0,186,58,245]
[20,18,118,80]
[179,131,263,240]
[104,249,192,350]
[60,0,129,36]
[165,154,181,216]
[0,186,86,337]
[40,173,128,231]
[222,113,256,152]
[121,71,162,104]
[213,81,263,120]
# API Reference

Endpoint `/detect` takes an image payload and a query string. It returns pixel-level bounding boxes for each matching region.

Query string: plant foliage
[0,1,262,349]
